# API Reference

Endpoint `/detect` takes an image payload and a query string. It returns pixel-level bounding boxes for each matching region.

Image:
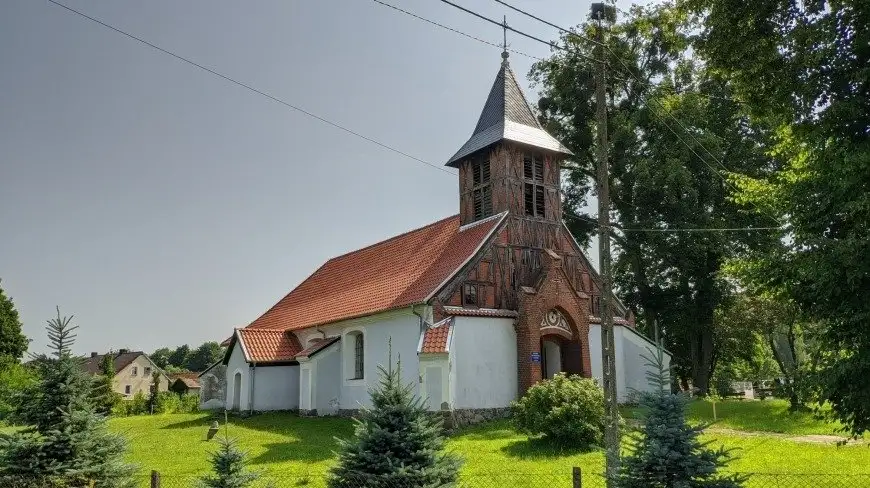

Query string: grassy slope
[111,405,870,488]
[683,399,847,435]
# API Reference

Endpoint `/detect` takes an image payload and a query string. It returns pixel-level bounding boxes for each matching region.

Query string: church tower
[447,52,573,250]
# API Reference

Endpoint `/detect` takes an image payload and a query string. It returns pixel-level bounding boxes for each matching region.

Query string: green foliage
[198,433,259,488]
[168,344,191,369]
[511,373,606,449]
[328,355,461,488]
[113,392,198,416]
[187,342,225,372]
[150,347,172,369]
[688,0,870,437]
[90,373,121,416]
[617,342,745,487]
[0,308,136,487]
[531,4,778,394]
[0,280,28,362]
[0,357,36,423]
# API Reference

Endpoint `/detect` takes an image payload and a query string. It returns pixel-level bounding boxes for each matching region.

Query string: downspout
[248,362,256,413]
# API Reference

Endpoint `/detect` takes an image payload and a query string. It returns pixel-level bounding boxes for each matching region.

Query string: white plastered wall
[451,316,517,409]
[225,342,250,411]
[588,324,672,402]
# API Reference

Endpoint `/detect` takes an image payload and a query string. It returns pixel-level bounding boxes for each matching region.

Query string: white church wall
[294,307,423,411]
[225,342,250,411]
[252,365,299,411]
[451,316,517,409]
[588,324,672,402]
[419,355,449,411]
[313,343,341,415]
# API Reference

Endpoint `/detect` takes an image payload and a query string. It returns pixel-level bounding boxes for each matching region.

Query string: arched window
[346,330,364,380]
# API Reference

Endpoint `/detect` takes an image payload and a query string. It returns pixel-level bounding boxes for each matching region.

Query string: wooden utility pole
[591,2,620,484]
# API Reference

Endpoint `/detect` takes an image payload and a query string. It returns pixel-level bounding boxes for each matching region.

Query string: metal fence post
[150,470,160,488]
[573,466,582,488]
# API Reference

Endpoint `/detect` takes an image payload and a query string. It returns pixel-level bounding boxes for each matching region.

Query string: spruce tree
[616,337,746,488]
[0,279,28,361]
[0,308,136,487]
[198,431,259,488]
[328,352,462,488]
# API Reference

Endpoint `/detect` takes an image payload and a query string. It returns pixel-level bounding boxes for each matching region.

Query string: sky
[1,0,648,356]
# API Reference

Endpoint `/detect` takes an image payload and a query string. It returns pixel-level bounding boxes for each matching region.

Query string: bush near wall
[511,373,607,449]
[112,392,199,416]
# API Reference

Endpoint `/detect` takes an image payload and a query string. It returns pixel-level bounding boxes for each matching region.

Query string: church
[220,51,670,423]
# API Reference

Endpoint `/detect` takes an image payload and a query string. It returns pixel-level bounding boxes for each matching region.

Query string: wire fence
[135,470,870,488]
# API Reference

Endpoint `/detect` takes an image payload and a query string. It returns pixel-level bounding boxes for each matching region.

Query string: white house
[220,51,670,424]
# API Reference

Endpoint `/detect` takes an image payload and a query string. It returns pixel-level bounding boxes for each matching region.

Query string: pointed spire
[501,15,509,64]
[446,53,573,167]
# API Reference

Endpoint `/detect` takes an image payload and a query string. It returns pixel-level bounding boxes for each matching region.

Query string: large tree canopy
[532,4,777,393]
[687,0,870,434]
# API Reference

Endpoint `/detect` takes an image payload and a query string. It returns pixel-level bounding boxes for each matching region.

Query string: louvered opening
[534,155,544,182]
[523,156,533,180]
[524,183,534,216]
[536,186,545,217]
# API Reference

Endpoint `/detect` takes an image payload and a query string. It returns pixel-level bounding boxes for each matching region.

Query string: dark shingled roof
[81,351,145,375]
[446,55,572,167]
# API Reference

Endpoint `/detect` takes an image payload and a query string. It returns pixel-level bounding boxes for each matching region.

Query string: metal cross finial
[501,15,509,62]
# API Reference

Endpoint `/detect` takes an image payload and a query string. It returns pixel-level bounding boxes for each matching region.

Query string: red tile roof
[246,212,506,332]
[237,329,302,363]
[169,372,201,389]
[420,319,452,354]
[443,306,519,318]
[295,337,340,359]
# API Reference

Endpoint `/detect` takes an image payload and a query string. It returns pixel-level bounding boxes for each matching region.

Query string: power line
[371,0,544,61]
[437,0,604,64]
[482,0,781,227]
[573,214,781,233]
[46,0,457,177]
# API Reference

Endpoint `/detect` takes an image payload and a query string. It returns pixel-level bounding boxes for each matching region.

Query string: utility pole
[591,2,620,484]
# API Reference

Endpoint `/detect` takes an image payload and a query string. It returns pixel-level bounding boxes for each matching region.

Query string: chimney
[118,348,129,355]
[91,352,98,358]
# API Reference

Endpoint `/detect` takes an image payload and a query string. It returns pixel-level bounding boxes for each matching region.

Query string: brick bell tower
[445,51,594,395]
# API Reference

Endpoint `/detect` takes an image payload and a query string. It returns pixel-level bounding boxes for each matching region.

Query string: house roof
[443,306,519,318]
[419,318,452,354]
[82,351,147,375]
[245,212,507,333]
[235,328,302,363]
[169,372,200,389]
[446,55,572,167]
[295,337,341,359]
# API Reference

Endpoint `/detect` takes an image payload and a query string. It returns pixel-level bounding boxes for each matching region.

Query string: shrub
[511,373,606,448]
[179,393,200,413]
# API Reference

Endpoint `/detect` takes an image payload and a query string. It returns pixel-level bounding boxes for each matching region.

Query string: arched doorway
[232,372,242,410]
[540,309,585,378]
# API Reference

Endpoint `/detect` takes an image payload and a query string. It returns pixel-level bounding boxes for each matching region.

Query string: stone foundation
[445,407,511,429]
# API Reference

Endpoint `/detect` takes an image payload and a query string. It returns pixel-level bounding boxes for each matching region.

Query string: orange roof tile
[246,212,506,332]
[420,319,452,354]
[443,306,519,318]
[237,329,302,363]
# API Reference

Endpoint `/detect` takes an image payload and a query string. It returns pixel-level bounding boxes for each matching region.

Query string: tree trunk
[691,327,715,395]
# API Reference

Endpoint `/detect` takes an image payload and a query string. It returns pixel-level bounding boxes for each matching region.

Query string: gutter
[249,363,257,413]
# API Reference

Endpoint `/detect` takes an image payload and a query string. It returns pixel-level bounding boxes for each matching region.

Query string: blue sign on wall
[530,352,541,363]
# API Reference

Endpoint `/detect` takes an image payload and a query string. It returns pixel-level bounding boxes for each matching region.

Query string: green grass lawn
[109,403,870,488]
[682,398,848,435]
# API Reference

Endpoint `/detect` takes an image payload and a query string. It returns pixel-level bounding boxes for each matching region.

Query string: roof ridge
[459,210,508,232]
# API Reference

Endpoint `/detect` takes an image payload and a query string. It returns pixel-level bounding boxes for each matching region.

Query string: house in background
[168,372,201,396]
[220,51,671,422]
[82,349,169,398]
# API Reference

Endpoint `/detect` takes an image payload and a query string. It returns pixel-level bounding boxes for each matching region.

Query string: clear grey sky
[1,0,646,355]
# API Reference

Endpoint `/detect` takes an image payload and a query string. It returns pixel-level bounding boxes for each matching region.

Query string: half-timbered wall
[446,141,625,318]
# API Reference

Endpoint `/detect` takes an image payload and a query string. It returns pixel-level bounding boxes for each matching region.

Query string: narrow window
[463,283,478,307]
[471,156,492,221]
[353,333,364,380]
[131,366,138,376]
[144,367,152,376]
[523,153,546,218]
[125,385,131,395]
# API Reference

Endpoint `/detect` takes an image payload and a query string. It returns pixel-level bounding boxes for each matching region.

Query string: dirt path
[703,427,866,446]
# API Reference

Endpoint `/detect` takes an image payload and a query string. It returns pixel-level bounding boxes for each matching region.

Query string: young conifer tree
[328,347,462,488]
[198,423,259,488]
[0,308,136,487]
[616,333,746,487]
[91,352,120,415]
